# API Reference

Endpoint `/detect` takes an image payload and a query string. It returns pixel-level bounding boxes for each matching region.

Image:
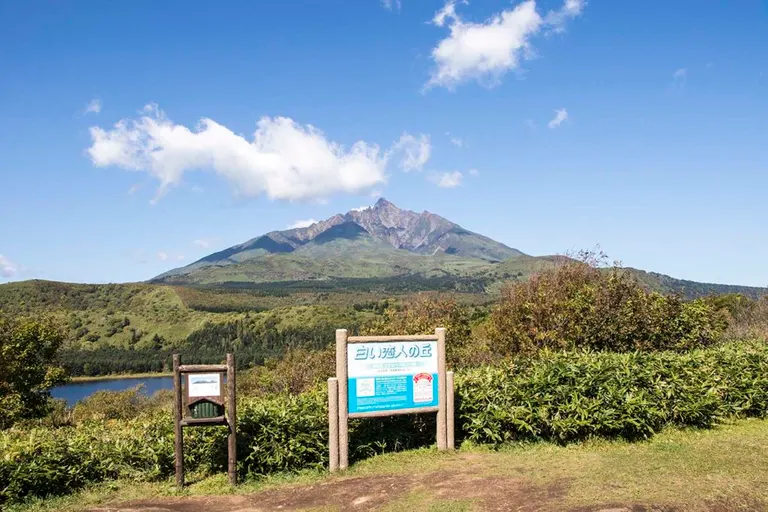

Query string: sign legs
[336,329,349,470]
[227,353,237,486]
[436,328,447,450]
[328,378,339,472]
[446,370,455,450]
[173,354,184,488]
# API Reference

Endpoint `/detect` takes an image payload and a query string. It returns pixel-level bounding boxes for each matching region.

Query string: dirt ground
[88,458,671,512]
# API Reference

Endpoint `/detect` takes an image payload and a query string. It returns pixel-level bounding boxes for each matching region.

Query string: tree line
[59,316,356,376]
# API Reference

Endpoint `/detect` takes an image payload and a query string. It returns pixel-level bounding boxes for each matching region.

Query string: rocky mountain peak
[373,197,394,209]
[169,198,523,280]
[343,198,446,250]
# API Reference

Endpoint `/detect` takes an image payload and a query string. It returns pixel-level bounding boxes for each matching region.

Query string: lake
[51,376,174,406]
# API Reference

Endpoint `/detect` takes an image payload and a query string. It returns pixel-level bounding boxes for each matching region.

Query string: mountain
[150,198,767,299]
[153,198,523,285]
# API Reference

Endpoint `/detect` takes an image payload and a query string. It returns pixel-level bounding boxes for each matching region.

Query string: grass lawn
[9,418,768,511]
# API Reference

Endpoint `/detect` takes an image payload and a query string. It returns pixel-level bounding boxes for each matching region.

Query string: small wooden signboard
[172,353,237,487]
[328,328,454,472]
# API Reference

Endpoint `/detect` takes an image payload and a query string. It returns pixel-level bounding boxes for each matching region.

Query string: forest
[0,255,766,377]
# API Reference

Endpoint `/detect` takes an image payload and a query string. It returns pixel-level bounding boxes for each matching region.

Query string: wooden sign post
[328,328,454,472]
[173,353,237,487]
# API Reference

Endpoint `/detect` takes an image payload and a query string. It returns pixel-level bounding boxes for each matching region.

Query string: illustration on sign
[347,341,438,414]
[412,372,433,403]
[188,373,221,397]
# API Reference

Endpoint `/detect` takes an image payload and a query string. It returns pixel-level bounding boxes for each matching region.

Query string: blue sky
[1,0,767,286]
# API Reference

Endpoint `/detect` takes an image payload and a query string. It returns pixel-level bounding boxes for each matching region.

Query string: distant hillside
[2,262,765,377]
[154,198,522,285]
[0,280,209,350]
[628,269,767,299]
[0,279,378,376]
[486,256,767,299]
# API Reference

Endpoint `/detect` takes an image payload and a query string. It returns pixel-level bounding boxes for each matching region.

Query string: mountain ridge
[154,198,523,283]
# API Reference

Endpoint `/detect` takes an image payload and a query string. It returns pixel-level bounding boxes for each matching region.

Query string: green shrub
[0,417,175,504]
[237,391,328,476]
[0,316,67,428]
[361,293,475,366]
[237,348,335,397]
[487,256,725,355]
[71,385,172,422]
[457,341,768,444]
[720,296,768,342]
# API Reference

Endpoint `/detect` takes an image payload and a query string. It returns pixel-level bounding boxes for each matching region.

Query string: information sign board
[328,328,454,473]
[347,341,438,414]
[173,356,237,488]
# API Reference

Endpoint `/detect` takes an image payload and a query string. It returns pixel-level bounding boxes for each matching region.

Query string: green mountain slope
[157,233,497,286]
[154,198,522,284]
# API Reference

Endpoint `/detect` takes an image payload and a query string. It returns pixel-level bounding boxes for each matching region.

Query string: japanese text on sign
[352,343,433,362]
[348,341,438,377]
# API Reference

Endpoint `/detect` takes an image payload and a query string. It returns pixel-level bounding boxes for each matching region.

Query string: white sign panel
[347,341,438,414]
[188,373,221,397]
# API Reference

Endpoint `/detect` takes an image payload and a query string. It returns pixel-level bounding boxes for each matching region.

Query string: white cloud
[157,251,168,261]
[88,104,388,203]
[370,189,383,198]
[0,255,17,278]
[445,131,464,148]
[672,67,687,88]
[426,0,584,90]
[288,219,318,229]
[468,168,479,176]
[430,171,463,188]
[547,108,568,129]
[351,206,371,212]
[381,0,401,11]
[176,254,185,261]
[84,98,102,115]
[392,132,431,171]
[193,238,217,249]
[544,0,585,33]
[433,0,463,27]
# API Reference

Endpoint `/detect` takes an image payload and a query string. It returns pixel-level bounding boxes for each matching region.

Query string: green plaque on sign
[190,400,223,419]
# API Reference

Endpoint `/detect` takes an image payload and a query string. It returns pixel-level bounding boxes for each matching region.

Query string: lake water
[51,376,174,406]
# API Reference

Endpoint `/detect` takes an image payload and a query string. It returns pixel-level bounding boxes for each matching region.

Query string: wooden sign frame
[328,328,454,472]
[172,353,237,487]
